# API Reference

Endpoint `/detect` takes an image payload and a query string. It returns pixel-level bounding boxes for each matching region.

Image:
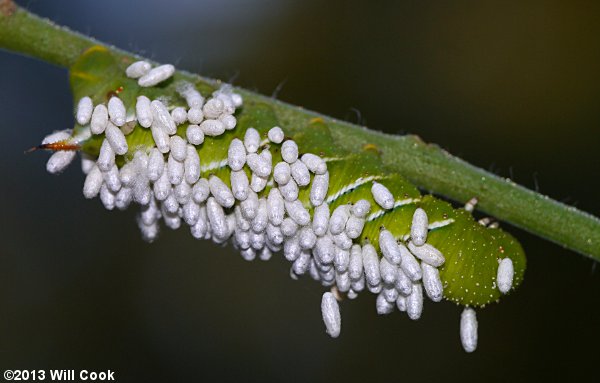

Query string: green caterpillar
[40,45,526,351]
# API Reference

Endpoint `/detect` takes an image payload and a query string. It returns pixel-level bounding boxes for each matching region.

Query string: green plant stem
[1,4,599,260]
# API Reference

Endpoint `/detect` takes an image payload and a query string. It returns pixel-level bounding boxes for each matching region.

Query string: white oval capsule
[464,197,478,213]
[150,123,170,153]
[186,124,204,145]
[139,221,159,243]
[332,232,352,250]
[250,231,265,250]
[96,139,115,172]
[240,248,256,261]
[115,186,133,210]
[190,208,208,239]
[278,178,298,202]
[460,307,478,353]
[187,107,204,125]
[266,223,284,246]
[240,190,259,220]
[395,268,413,296]
[206,197,229,240]
[46,151,76,174]
[125,60,151,78]
[202,98,224,119]
[283,234,301,261]
[182,200,201,226]
[273,162,291,185]
[231,93,243,108]
[329,205,351,235]
[336,271,351,293]
[310,171,329,207]
[281,140,298,163]
[171,107,188,125]
[315,235,335,264]
[83,165,103,198]
[244,128,261,153]
[133,180,151,205]
[421,263,443,302]
[371,182,394,210]
[100,184,115,212]
[173,182,192,205]
[321,292,341,338]
[151,100,177,135]
[107,97,126,127]
[80,153,95,174]
[230,170,250,201]
[90,104,108,134]
[407,242,445,267]
[209,175,235,208]
[298,226,317,250]
[103,164,121,192]
[169,135,187,162]
[132,149,149,169]
[250,173,268,193]
[76,96,93,125]
[220,114,237,130]
[285,200,311,226]
[312,203,330,237]
[396,295,407,312]
[383,285,399,303]
[351,199,371,218]
[167,153,184,185]
[379,257,397,285]
[246,151,272,178]
[348,245,363,280]
[135,96,153,128]
[497,258,514,294]
[227,138,246,171]
[267,126,284,144]
[192,178,210,204]
[266,188,285,226]
[259,247,272,261]
[333,247,350,273]
[398,242,422,281]
[118,163,137,187]
[280,218,299,237]
[406,283,423,320]
[345,216,365,239]
[184,145,200,185]
[138,64,175,87]
[351,275,365,292]
[200,119,225,136]
[178,84,204,109]
[290,160,311,186]
[379,229,402,265]
[235,230,251,250]
[153,167,171,201]
[234,205,251,232]
[104,122,128,155]
[216,90,235,115]
[376,292,394,315]
[362,244,381,287]
[411,208,428,246]
[301,153,327,174]
[292,250,311,275]
[162,192,179,214]
[251,199,269,233]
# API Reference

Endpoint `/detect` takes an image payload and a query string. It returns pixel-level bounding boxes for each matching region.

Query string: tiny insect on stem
[25,140,81,153]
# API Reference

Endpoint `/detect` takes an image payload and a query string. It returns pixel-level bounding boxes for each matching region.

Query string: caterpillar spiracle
[39,45,526,353]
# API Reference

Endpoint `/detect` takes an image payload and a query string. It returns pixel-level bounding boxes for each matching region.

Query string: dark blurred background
[1,1,599,381]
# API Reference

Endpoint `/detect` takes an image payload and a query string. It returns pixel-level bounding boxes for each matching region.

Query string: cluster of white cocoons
[39,60,519,353]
